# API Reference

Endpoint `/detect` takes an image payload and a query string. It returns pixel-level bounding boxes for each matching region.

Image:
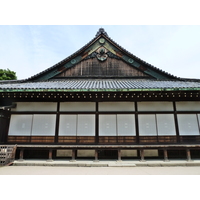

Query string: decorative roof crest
[95,28,108,37]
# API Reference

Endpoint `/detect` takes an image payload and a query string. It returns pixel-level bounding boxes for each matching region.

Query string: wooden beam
[16,144,200,149]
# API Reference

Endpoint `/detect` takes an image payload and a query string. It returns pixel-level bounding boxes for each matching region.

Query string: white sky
[0,1,200,80]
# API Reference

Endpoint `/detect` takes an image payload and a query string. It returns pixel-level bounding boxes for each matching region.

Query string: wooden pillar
[163,149,169,162]
[117,149,122,161]
[47,149,53,162]
[70,149,76,162]
[19,149,24,161]
[173,101,180,143]
[135,102,140,144]
[0,109,11,144]
[94,150,99,162]
[186,149,192,161]
[54,102,60,144]
[95,102,99,144]
[140,149,145,162]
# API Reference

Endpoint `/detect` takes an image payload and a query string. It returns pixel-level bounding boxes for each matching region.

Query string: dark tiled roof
[1,79,200,92]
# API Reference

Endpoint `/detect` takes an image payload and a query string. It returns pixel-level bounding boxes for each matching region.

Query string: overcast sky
[0,25,200,80]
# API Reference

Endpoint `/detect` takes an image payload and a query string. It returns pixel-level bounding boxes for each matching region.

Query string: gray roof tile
[1,79,200,92]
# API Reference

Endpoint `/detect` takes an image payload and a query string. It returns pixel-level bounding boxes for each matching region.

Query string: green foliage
[0,69,17,80]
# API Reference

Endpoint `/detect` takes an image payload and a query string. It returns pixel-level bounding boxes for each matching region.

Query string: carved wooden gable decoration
[28,28,177,81]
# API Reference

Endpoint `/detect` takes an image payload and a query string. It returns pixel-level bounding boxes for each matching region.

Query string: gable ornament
[96,47,108,62]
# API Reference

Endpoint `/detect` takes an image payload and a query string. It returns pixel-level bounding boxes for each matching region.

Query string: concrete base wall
[144,150,158,157]
[121,150,137,157]
[56,149,158,158]
[56,150,72,157]
[77,150,95,157]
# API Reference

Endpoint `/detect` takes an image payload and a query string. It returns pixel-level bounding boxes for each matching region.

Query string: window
[99,115,116,136]
[99,114,136,136]
[77,115,95,136]
[177,114,200,135]
[59,115,77,136]
[31,115,56,136]
[156,114,176,136]
[8,114,56,136]
[138,114,176,136]
[117,114,136,136]
[59,114,95,136]
[138,114,157,136]
[8,115,32,136]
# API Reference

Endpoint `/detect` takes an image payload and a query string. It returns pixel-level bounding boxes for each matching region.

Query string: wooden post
[117,149,122,162]
[163,149,169,162]
[140,149,145,162]
[19,149,24,161]
[94,150,99,162]
[70,149,76,162]
[186,149,192,161]
[47,149,53,162]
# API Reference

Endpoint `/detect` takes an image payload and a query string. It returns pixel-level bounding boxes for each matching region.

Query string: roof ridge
[95,28,108,37]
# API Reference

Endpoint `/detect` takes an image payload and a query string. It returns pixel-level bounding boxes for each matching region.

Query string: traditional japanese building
[1,28,200,161]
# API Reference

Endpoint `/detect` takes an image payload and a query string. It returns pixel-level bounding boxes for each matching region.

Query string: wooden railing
[0,145,17,166]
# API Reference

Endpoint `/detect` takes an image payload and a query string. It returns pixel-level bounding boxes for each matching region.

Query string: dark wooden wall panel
[58,136,76,143]
[77,136,95,143]
[56,58,149,77]
[139,136,158,144]
[99,136,117,143]
[58,136,95,143]
[30,136,54,143]
[117,136,136,143]
[158,136,177,143]
[7,136,30,143]
[180,136,200,143]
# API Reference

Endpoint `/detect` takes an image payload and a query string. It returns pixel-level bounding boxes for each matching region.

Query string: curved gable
[26,28,178,82]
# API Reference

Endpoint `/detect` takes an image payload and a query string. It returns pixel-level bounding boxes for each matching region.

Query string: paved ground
[1,159,200,175]
[1,165,200,175]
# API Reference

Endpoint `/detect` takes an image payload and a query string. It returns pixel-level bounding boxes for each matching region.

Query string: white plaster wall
[60,102,95,111]
[12,102,57,111]
[138,102,173,111]
[99,102,135,111]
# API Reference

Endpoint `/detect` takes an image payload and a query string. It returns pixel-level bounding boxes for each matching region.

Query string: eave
[1,87,200,93]
[1,79,200,93]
